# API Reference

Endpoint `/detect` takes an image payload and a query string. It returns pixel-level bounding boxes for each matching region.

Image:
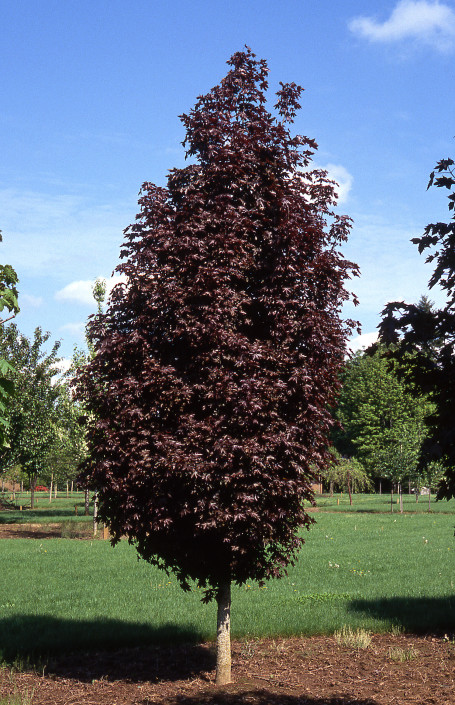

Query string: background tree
[321,450,371,503]
[334,347,432,501]
[379,156,455,499]
[77,48,358,684]
[0,325,61,508]
[0,231,19,449]
[43,384,87,501]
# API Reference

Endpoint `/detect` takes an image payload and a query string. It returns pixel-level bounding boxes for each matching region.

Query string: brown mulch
[0,634,454,705]
[0,522,99,540]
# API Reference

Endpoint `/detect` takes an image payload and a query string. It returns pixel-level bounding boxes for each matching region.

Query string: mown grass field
[316,491,455,513]
[0,492,93,525]
[1,501,455,663]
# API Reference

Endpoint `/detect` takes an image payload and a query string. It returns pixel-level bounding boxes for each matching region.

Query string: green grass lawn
[0,492,92,524]
[315,491,455,513]
[1,510,454,661]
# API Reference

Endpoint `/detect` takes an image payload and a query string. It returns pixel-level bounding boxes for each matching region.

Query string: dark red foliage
[77,49,359,599]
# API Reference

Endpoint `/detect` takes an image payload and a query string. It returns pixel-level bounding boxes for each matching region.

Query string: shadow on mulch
[152,692,379,705]
[48,642,216,684]
[349,595,455,635]
[0,615,210,682]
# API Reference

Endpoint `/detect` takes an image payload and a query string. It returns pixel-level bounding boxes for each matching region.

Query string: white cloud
[59,322,86,338]
[349,0,455,51]
[22,293,43,308]
[56,280,95,306]
[52,358,73,375]
[55,274,127,306]
[323,164,353,205]
[0,188,135,279]
[348,331,379,354]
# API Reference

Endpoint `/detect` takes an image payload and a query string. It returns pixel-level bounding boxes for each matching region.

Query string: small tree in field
[77,48,358,684]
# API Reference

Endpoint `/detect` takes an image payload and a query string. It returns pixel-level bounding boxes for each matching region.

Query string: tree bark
[84,488,90,516]
[93,492,99,535]
[216,581,232,685]
[30,475,36,509]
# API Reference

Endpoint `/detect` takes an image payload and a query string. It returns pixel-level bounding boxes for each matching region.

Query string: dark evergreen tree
[76,48,358,683]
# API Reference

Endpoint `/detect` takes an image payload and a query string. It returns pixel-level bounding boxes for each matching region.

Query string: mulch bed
[0,634,454,705]
[0,522,98,540]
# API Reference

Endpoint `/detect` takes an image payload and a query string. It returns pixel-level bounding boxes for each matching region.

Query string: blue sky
[1,0,454,365]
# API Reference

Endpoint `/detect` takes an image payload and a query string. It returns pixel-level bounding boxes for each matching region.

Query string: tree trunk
[49,474,53,503]
[347,472,352,506]
[329,481,333,497]
[93,492,99,535]
[390,486,393,513]
[399,483,403,513]
[66,481,69,498]
[379,479,382,495]
[216,581,232,685]
[84,488,90,516]
[30,476,36,510]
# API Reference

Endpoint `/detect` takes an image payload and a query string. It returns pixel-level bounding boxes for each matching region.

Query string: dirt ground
[1,523,454,704]
[1,634,454,705]
[0,521,99,540]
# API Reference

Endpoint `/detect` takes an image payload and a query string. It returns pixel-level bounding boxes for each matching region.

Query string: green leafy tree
[0,325,61,508]
[43,384,87,499]
[379,156,455,500]
[0,231,19,449]
[322,450,371,503]
[335,347,433,502]
[76,49,359,684]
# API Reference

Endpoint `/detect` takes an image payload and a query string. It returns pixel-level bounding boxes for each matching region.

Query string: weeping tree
[76,48,358,684]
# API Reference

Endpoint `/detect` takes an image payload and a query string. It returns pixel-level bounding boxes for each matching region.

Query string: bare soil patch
[0,522,96,540]
[1,634,454,705]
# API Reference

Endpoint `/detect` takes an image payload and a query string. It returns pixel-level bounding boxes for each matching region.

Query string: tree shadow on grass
[152,692,378,705]
[0,615,212,682]
[348,595,455,634]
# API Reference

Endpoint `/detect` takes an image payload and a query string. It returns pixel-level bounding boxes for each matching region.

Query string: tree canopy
[0,325,62,507]
[334,347,432,489]
[0,231,20,449]
[379,156,455,499]
[76,48,358,683]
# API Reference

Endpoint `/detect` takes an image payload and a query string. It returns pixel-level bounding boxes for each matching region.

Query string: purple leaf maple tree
[77,48,359,684]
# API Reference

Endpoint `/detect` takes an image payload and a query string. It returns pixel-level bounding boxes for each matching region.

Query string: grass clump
[334,625,372,649]
[59,521,80,539]
[388,646,419,661]
[390,624,404,636]
[0,690,34,705]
